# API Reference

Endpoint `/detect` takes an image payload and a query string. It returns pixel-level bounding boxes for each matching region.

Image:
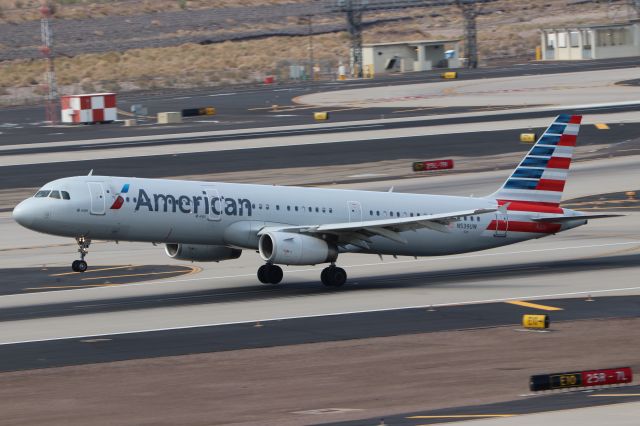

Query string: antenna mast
[40,1,58,124]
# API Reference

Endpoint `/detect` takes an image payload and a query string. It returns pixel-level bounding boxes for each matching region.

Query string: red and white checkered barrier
[61,93,117,124]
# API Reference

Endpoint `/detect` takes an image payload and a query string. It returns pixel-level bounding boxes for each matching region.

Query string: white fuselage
[13,175,584,257]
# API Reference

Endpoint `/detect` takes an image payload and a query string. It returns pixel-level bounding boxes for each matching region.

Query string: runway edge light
[520,133,537,143]
[314,112,329,121]
[441,71,457,79]
[522,314,549,329]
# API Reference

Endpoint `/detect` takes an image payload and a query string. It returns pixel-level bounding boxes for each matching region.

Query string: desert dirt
[0,317,638,426]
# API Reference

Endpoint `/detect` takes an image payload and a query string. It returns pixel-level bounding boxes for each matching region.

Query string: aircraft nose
[12,200,35,228]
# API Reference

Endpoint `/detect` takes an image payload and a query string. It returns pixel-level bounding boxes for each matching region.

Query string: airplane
[12,114,619,287]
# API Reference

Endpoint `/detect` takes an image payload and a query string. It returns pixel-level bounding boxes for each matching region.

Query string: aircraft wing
[259,208,496,247]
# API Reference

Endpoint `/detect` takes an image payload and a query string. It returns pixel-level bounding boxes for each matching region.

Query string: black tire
[76,260,88,273]
[267,265,283,284]
[332,267,347,287]
[71,260,80,272]
[320,268,330,286]
[257,265,268,283]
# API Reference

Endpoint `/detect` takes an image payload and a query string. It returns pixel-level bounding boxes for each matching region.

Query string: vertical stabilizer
[489,114,582,206]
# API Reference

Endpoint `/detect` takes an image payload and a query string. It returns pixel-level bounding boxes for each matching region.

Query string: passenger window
[61,191,71,200]
[329,208,333,213]
[315,207,319,212]
[295,206,299,211]
[308,207,312,212]
[376,211,380,216]
[322,207,326,213]
[276,205,280,211]
[35,190,51,198]
[49,190,61,199]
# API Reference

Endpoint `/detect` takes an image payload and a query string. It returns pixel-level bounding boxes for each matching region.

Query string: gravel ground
[0,317,637,426]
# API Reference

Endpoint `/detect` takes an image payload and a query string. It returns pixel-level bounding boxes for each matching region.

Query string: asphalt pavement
[0,294,638,372]
[1,121,638,191]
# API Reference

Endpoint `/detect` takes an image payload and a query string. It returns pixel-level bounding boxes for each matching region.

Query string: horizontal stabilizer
[533,214,623,223]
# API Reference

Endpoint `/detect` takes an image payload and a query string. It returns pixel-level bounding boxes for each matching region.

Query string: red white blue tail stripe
[491,114,581,206]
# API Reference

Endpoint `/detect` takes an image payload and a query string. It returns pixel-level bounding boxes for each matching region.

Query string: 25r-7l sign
[530,367,633,391]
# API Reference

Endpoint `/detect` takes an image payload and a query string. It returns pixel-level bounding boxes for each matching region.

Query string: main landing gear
[256,263,347,287]
[258,263,283,284]
[71,236,91,273]
[321,264,347,288]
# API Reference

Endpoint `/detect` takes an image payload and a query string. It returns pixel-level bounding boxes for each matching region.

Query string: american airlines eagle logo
[109,183,130,209]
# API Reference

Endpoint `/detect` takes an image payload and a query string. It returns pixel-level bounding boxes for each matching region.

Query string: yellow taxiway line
[80,270,193,281]
[50,265,136,277]
[23,283,117,291]
[506,300,563,311]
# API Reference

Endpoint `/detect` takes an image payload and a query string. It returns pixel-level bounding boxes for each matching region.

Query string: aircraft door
[87,182,106,215]
[348,201,362,222]
[203,186,222,221]
[493,212,508,237]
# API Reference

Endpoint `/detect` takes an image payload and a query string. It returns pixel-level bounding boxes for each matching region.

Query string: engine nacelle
[259,232,337,265]
[165,243,242,262]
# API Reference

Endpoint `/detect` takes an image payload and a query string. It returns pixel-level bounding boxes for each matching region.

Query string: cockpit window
[35,190,51,198]
[61,191,71,200]
[49,190,61,199]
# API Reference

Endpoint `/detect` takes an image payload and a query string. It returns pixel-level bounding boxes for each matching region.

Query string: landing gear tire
[321,265,347,288]
[71,260,88,273]
[257,265,268,283]
[258,264,283,285]
[71,237,91,273]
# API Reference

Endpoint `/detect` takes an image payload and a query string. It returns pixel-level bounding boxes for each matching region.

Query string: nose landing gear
[71,237,91,272]
[257,263,283,284]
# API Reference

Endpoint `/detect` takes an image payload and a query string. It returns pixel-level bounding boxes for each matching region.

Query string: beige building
[362,39,461,75]
[541,21,640,60]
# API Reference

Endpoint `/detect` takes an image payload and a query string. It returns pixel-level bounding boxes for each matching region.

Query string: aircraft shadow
[1,252,639,322]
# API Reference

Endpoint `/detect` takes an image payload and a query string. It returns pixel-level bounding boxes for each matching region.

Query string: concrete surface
[297,67,640,109]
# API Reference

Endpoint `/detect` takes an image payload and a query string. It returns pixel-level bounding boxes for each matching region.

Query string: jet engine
[165,243,242,262]
[259,232,337,265]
